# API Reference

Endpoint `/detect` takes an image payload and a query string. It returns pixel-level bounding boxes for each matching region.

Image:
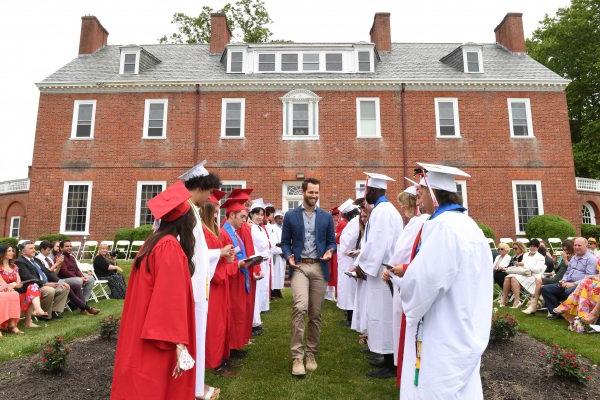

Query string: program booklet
[242,255,264,268]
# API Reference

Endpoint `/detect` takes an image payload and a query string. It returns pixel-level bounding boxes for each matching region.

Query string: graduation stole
[223,222,251,293]
[189,201,210,301]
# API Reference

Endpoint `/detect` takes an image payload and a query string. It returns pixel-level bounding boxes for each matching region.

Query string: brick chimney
[370,12,391,53]
[78,16,109,56]
[210,13,232,54]
[494,12,526,54]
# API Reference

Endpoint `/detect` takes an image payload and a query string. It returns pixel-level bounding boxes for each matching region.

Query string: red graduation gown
[111,235,196,400]
[329,218,348,289]
[204,226,232,369]
[237,223,257,342]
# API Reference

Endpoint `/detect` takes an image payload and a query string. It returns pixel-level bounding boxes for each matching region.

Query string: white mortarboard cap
[404,177,419,186]
[338,198,357,214]
[250,198,267,211]
[403,186,417,196]
[416,162,470,193]
[355,187,365,200]
[274,209,284,217]
[178,160,209,181]
[364,172,396,190]
[264,203,274,208]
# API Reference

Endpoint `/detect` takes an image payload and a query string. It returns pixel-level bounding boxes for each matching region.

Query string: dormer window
[325,53,343,71]
[358,51,371,72]
[230,51,243,73]
[120,50,140,74]
[462,47,483,73]
[302,54,320,71]
[281,54,299,72]
[258,53,276,72]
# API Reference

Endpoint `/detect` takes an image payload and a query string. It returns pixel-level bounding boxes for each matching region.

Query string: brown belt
[300,257,320,264]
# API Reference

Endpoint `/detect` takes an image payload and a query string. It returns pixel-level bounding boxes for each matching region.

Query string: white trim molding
[512,180,544,235]
[508,98,534,138]
[135,181,166,227]
[220,98,246,139]
[119,48,141,75]
[281,89,321,140]
[455,180,468,214]
[60,181,93,235]
[9,216,21,238]
[462,47,484,74]
[70,100,96,140]
[143,99,168,139]
[434,97,461,138]
[356,97,381,138]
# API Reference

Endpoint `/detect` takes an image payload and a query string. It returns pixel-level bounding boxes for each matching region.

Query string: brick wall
[0,192,28,238]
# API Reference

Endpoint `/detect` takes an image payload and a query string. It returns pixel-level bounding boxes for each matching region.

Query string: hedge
[113,225,153,242]
[37,234,71,243]
[581,224,600,240]
[477,222,496,241]
[524,214,576,241]
[0,237,18,249]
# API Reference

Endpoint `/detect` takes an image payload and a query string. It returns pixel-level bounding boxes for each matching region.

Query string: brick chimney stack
[370,12,391,53]
[210,13,232,54]
[78,16,109,56]
[494,12,526,54]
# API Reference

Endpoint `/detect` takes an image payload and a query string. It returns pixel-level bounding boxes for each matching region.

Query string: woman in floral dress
[554,270,600,329]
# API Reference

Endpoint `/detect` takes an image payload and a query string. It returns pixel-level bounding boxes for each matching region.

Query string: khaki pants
[290,262,327,359]
[40,285,69,316]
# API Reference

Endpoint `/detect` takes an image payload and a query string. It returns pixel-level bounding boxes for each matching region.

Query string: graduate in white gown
[336,199,360,325]
[267,210,285,297]
[355,172,403,378]
[248,198,271,328]
[179,161,234,400]
[395,163,493,400]
[350,190,369,334]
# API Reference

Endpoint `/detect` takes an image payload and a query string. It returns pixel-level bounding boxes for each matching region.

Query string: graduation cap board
[228,188,253,201]
[416,162,470,193]
[338,198,357,214]
[250,198,267,211]
[147,181,191,222]
[364,172,396,190]
[178,160,209,181]
[222,198,247,214]
[274,210,284,217]
[207,189,227,205]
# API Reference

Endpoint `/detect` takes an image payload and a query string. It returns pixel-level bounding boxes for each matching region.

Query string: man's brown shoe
[291,358,306,376]
[305,353,317,372]
[87,307,100,315]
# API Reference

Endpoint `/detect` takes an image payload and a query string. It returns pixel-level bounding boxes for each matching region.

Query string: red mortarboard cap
[147,181,191,222]
[222,198,247,214]
[208,189,227,205]
[228,188,253,201]
[331,207,340,215]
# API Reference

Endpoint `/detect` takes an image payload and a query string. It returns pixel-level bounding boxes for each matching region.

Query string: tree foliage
[159,0,273,44]
[526,0,600,178]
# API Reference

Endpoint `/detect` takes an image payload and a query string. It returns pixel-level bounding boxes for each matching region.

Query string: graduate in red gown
[330,209,348,292]
[111,182,197,400]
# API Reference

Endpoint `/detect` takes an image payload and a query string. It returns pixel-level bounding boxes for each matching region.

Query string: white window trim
[508,98,534,138]
[355,50,373,72]
[280,52,300,73]
[119,50,140,74]
[70,100,96,140]
[256,52,277,72]
[282,181,305,212]
[60,181,93,235]
[434,98,461,138]
[220,98,246,139]
[9,216,20,238]
[583,203,596,225]
[221,180,247,189]
[356,97,381,138]
[227,51,245,73]
[301,52,321,72]
[135,181,166,227]
[143,99,168,139]
[324,52,344,72]
[511,180,544,235]
[462,47,484,74]
[455,180,468,214]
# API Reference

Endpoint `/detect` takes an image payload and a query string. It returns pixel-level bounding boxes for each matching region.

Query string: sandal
[33,310,48,318]
[197,387,220,400]
[10,326,24,335]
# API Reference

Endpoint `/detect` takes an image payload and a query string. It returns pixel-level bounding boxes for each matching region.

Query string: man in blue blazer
[281,178,336,376]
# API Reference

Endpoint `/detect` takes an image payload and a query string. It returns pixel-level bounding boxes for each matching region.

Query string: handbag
[505,266,532,276]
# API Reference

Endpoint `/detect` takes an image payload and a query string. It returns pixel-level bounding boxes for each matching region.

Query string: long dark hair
[200,202,220,238]
[0,245,15,267]
[133,209,196,275]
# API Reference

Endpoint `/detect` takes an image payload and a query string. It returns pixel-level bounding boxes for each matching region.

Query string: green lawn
[502,307,600,364]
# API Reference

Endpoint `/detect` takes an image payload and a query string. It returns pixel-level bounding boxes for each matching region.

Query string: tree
[159,0,272,44]
[526,0,600,178]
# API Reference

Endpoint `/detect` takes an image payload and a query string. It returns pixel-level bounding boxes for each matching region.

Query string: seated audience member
[51,241,63,262]
[58,240,95,302]
[15,242,69,321]
[588,238,600,257]
[93,244,127,299]
[554,274,600,330]
[0,246,22,335]
[523,240,574,314]
[493,243,512,291]
[542,237,598,319]
[37,241,99,315]
[501,239,546,308]
[538,244,555,273]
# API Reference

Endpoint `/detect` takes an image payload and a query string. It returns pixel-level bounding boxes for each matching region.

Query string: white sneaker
[522,304,536,314]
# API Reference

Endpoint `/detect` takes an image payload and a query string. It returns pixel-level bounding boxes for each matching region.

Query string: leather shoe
[292,358,305,376]
[305,353,317,372]
[87,307,100,315]
[51,312,63,319]
[366,367,396,379]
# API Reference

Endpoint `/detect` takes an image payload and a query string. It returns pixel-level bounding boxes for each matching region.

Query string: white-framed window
[508,98,534,138]
[120,50,140,74]
[70,100,96,139]
[325,53,343,71]
[434,98,461,138]
[463,48,483,73]
[302,53,320,71]
[281,53,299,72]
[281,89,321,140]
[229,51,244,73]
[356,98,381,138]
[512,180,544,234]
[355,180,366,199]
[143,99,168,139]
[582,203,596,225]
[135,181,166,227]
[220,99,245,138]
[258,53,276,72]
[60,181,92,235]
[220,180,247,220]
[455,180,468,214]
[282,181,304,212]
[357,51,371,72]
[9,216,20,238]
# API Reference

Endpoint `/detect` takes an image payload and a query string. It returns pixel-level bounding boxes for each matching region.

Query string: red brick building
[9,12,592,241]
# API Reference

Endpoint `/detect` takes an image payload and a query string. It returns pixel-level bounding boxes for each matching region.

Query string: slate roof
[39,42,568,87]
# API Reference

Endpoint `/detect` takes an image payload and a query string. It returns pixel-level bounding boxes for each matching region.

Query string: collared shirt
[301,205,318,258]
[26,256,48,284]
[563,250,598,283]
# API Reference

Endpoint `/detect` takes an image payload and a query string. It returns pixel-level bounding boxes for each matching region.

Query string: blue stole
[223,222,250,293]
[414,203,466,256]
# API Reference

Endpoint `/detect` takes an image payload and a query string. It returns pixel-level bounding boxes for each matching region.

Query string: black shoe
[52,312,63,319]
[252,326,263,336]
[230,349,248,359]
[368,357,386,368]
[366,367,396,379]
[546,313,559,320]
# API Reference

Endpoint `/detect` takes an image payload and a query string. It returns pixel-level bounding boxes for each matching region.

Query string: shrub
[0,237,18,249]
[114,228,135,242]
[581,224,600,241]
[36,336,70,374]
[476,222,496,241]
[37,234,71,244]
[541,344,591,384]
[490,312,518,342]
[99,316,120,340]
[524,214,576,241]
[132,224,153,241]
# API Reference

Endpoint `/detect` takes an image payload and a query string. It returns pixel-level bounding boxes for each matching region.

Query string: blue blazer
[281,206,336,281]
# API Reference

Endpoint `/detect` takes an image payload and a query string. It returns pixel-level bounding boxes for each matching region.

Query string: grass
[501,307,600,364]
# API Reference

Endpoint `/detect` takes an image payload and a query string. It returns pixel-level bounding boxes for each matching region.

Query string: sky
[0,0,571,182]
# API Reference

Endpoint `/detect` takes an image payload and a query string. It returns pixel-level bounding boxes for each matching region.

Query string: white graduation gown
[190,204,221,396]
[398,211,493,400]
[388,213,430,365]
[251,223,271,326]
[337,216,359,311]
[351,232,368,334]
[355,201,403,354]
[267,223,285,290]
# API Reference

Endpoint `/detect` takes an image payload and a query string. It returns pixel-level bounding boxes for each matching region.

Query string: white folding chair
[127,240,145,260]
[17,239,29,247]
[70,241,82,259]
[34,240,42,251]
[499,238,513,245]
[100,240,114,252]
[548,238,562,254]
[516,238,529,245]
[78,262,110,302]
[80,240,98,260]
[487,238,497,250]
[114,240,131,259]
[566,236,575,241]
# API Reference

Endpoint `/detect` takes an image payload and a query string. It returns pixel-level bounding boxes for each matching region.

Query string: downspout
[400,83,407,180]
[193,84,200,164]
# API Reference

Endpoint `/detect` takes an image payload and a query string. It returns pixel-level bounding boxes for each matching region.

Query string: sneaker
[522,304,537,315]
[546,313,558,320]
[305,353,317,372]
[292,358,306,376]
